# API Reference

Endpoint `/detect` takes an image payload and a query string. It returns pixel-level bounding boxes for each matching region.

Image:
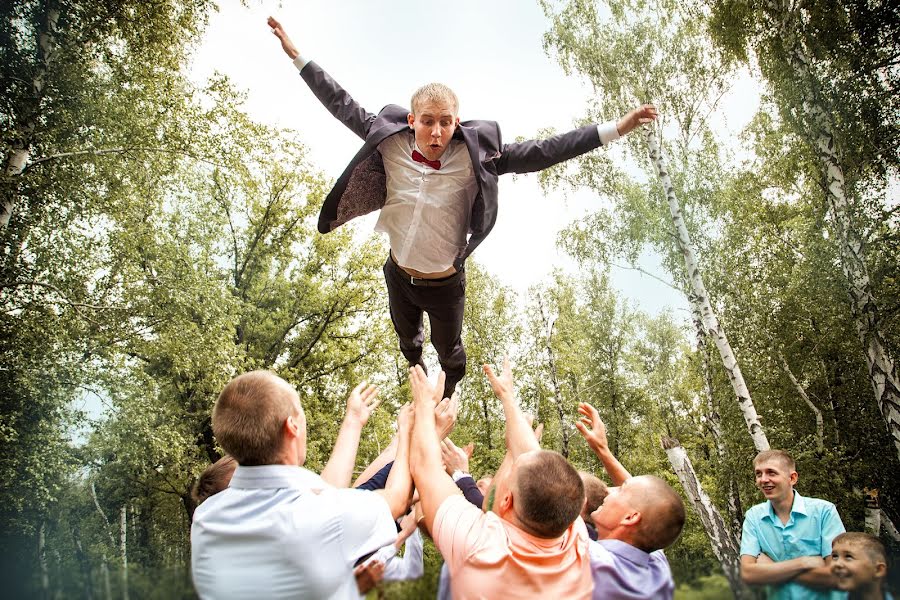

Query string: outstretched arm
[494,104,658,175]
[484,357,540,458]
[321,382,381,487]
[376,404,414,519]
[575,402,631,486]
[267,16,375,140]
[409,368,463,533]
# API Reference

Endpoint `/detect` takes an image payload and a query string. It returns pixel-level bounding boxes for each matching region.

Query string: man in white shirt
[269,17,657,399]
[191,371,413,600]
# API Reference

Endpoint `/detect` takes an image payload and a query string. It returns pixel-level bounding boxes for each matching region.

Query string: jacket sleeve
[299,61,377,141]
[494,124,602,175]
[454,476,485,509]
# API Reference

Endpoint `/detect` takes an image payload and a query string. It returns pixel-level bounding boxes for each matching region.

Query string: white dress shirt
[191,465,397,600]
[375,132,478,272]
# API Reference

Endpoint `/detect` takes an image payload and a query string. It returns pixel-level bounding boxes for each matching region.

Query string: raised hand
[575,402,608,450]
[616,104,658,136]
[435,392,459,439]
[344,381,381,427]
[409,365,444,409]
[483,356,516,403]
[440,438,470,475]
[267,16,299,60]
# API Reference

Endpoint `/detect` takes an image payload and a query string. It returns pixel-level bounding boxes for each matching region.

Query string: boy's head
[831,532,888,592]
[407,83,459,162]
[752,450,798,503]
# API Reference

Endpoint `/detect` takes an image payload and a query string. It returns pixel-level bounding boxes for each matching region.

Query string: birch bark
[778,352,825,454]
[645,126,770,452]
[662,437,749,599]
[767,0,900,460]
[1,4,59,227]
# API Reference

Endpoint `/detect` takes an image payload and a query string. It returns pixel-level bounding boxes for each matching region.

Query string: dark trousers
[383,254,466,398]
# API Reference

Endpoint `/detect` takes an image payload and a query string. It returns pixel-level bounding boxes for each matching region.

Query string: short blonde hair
[753,450,796,473]
[212,371,298,466]
[410,82,459,116]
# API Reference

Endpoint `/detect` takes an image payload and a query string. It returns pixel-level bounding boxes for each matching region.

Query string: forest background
[2,0,898,598]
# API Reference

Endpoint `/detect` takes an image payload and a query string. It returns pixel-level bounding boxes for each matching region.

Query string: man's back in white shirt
[191,465,397,600]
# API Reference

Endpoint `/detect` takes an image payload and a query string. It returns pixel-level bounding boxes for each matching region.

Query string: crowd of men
[187,361,892,599]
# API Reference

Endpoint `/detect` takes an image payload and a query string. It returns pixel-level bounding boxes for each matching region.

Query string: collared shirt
[191,465,397,600]
[433,494,593,599]
[375,131,479,273]
[740,491,847,600]
[588,539,674,599]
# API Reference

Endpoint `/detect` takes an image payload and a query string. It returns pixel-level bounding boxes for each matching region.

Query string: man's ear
[875,561,887,578]
[622,509,642,528]
[408,112,416,128]
[789,471,799,486]
[285,415,300,438]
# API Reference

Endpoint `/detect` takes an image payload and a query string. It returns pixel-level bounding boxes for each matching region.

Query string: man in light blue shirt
[740,449,846,599]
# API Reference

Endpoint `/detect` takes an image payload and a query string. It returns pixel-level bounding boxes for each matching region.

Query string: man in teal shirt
[740,449,846,599]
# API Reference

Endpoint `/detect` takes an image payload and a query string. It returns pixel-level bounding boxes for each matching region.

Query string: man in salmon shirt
[409,360,593,599]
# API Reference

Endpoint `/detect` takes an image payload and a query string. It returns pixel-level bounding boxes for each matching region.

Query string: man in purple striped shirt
[576,402,686,599]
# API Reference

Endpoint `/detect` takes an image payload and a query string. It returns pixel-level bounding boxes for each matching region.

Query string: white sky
[188,0,762,317]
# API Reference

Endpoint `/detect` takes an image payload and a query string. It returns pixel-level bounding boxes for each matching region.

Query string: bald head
[514,450,585,539]
[212,370,302,466]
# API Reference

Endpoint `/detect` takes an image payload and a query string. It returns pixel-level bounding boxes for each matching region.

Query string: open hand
[344,381,381,427]
[483,356,516,403]
[441,438,470,475]
[435,392,459,439]
[575,402,608,450]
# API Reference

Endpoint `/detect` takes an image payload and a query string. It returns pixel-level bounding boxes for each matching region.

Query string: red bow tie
[412,150,441,170]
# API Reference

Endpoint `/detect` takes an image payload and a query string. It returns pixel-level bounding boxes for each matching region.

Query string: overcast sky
[188,0,762,317]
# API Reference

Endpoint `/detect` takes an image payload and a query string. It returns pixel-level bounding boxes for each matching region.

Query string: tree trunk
[39,521,50,600]
[1,4,59,227]
[767,0,900,461]
[120,505,129,600]
[644,126,769,452]
[691,299,744,537]
[73,526,95,600]
[662,437,750,599]
[778,352,825,454]
[101,554,112,600]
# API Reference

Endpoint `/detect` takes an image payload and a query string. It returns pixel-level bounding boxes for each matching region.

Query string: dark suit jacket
[300,61,605,271]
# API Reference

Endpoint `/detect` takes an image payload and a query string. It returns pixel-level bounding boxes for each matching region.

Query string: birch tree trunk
[1,3,59,227]
[691,300,744,537]
[645,126,770,452]
[120,505,129,600]
[778,352,825,454]
[101,554,112,600]
[767,0,900,461]
[662,437,750,599]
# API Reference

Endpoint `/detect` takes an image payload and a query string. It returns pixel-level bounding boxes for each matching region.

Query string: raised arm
[267,16,375,140]
[575,402,632,486]
[320,382,381,487]
[408,368,462,532]
[484,357,540,458]
[375,403,414,519]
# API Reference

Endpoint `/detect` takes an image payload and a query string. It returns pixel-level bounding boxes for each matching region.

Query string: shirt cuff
[292,54,311,71]
[451,470,471,482]
[597,121,620,146]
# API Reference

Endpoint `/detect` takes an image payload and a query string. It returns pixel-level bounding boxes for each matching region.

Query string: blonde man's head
[410,82,459,117]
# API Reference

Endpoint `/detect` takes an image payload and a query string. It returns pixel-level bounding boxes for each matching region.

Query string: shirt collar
[765,490,808,522]
[229,464,330,491]
[597,539,651,567]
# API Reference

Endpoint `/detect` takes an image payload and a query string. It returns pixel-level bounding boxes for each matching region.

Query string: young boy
[740,449,846,599]
[831,532,893,600]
